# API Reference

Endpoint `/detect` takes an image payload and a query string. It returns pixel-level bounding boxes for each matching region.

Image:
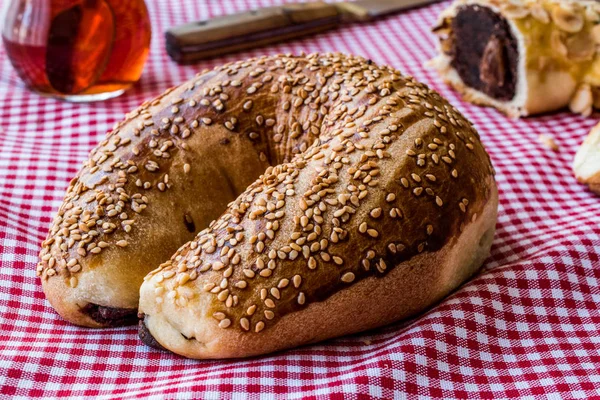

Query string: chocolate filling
[450,5,519,101]
[81,303,138,327]
[138,314,166,350]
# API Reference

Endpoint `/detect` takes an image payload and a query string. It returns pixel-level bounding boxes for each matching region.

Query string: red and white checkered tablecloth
[1,0,600,398]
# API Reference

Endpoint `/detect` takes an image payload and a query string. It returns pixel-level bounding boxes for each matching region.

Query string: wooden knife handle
[165,2,341,64]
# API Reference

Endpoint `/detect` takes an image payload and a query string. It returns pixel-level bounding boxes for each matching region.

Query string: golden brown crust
[38,66,276,326]
[132,53,497,358]
[431,0,600,117]
[39,53,497,342]
[140,187,497,359]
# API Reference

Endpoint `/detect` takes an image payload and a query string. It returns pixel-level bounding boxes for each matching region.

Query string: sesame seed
[255,321,265,333]
[333,209,345,218]
[70,264,81,273]
[217,289,229,301]
[213,312,226,320]
[370,208,382,218]
[219,319,231,328]
[235,280,248,289]
[341,272,355,283]
[278,278,289,289]
[427,225,433,235]
[204,283,215,292]
[260,269,272,277]
[178,273,190,285]
[359,222,367,233]
[163,270,175,279]
[116,240,128,247]
[297,292,306,305]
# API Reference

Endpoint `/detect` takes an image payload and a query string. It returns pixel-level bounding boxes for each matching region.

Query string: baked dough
[130,53,499,359]
[574,122,600,194]
[431,0,600,117]
[38,53,497,355]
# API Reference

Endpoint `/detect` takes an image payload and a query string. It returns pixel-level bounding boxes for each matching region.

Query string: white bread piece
[574,122,600,194]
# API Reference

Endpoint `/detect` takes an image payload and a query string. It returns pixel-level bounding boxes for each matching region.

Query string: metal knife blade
[336,0,443,22]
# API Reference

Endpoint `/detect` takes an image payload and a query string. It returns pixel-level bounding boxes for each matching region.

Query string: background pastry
[431,0,600,117]
[574,122,600,194]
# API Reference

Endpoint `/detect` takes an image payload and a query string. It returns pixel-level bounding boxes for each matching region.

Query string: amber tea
[3,0,151,101]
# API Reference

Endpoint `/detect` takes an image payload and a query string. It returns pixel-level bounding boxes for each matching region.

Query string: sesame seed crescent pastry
[38,53,498,358]
[431,0,600,117]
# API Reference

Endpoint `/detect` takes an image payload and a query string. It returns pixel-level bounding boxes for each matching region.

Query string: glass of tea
[2,0,151,102]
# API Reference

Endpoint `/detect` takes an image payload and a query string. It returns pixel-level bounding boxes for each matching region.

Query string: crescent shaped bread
[430,0,600,117]
[38,53,497,356]
[122,53,499,359]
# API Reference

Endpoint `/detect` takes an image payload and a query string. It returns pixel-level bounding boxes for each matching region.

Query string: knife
[166,0,441,63]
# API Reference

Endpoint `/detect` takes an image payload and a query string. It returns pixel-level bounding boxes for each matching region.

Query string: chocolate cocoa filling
[81,303,138,327]
[138,314,166,350]
[450,5,518,101]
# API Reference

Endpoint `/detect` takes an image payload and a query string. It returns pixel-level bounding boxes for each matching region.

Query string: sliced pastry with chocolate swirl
[431,0,600,117]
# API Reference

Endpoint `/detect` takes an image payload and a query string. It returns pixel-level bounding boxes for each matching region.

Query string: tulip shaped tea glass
[2,0,151,101]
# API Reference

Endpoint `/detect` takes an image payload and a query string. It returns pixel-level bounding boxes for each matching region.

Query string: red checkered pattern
[1,0,600,398]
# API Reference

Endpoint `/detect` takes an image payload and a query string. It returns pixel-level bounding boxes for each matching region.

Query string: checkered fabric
[1,0,600,398]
